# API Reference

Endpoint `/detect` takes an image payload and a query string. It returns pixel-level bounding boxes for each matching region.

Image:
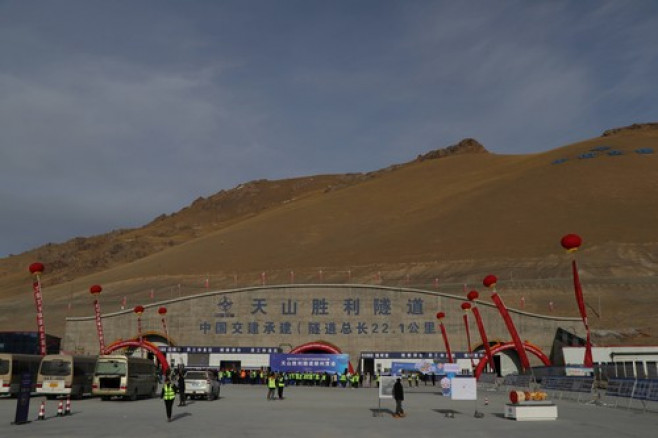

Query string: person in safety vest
[161,377,176,422]
[277,373,285,399]
[267,373,277,400]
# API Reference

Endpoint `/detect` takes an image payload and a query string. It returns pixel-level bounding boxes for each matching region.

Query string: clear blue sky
[1,0,657,257]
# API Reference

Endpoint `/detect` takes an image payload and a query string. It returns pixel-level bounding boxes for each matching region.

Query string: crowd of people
[161,365,427,421]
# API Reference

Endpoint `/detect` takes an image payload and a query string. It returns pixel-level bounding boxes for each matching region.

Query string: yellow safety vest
[163,384,176,400]
[268,377,277,389]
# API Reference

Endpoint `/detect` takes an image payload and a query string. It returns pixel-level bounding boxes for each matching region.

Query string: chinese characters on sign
[200,296,435,337]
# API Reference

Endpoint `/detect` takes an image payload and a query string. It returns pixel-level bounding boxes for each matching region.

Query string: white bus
[92,354,158,401]
[36,354,97,398]
[0,353,42,396]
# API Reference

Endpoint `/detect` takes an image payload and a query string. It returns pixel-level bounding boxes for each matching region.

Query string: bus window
[40,360,71,376]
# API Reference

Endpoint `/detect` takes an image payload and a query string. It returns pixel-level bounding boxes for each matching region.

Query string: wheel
[129,389,138,401]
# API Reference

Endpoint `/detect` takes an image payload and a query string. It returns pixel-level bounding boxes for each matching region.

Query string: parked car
[184,370,220,400]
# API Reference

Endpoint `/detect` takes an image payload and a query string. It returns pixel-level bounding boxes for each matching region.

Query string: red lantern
[89,284,102,295]
[561,233,582,252]
[467,290,479,301]
[133,305,145,315]
[158,307,167,315]
[483,275,497,288]
[29,262,45,275]
[436,311,445,320]
[461,302,471,311]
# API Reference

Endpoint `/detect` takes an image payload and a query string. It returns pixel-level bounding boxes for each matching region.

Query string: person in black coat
[177,372,186,406]
[393,378,405,418]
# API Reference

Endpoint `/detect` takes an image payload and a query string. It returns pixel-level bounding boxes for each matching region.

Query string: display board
[379,376,396,399]
[450,377,477,400]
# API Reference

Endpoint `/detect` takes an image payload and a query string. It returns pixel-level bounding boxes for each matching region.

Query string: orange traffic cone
[57,400,64,416]
[37,401,46,420]
[65,396,72,415]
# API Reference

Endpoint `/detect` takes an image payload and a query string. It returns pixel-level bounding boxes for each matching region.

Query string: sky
[1,0,657,258]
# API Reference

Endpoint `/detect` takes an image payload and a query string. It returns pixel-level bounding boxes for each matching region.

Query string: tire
[129,389,138,401]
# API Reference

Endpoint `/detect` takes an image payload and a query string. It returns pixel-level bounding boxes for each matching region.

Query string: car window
[185,372,206,380]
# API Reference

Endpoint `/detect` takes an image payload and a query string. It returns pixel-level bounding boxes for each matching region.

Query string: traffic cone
[484,397,489,406]
[37,401,46,420]
[65,396,72,415]
[57,400,64,416]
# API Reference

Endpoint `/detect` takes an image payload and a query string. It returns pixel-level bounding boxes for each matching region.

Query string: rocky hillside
[1,127,658,343]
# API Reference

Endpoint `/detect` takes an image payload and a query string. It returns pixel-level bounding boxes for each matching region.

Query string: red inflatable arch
[474,341,551,379]
[105,339,169,375]
[290,341,354,374]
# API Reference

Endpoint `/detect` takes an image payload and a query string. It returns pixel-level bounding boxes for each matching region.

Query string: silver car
[184,370,220,400]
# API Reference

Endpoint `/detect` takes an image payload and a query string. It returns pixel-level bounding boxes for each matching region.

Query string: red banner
[161,317,169,340]
[94,299,105,354]
[472,307,496,372]
[32,280,47,356]
[572,260,593,367]
[491,292,530,370]
[439,322,453,363]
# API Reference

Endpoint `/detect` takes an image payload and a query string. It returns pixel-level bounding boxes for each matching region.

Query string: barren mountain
[1,126,657,345]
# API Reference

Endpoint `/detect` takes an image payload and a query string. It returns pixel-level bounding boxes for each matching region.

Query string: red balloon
[483,275,497,288]
[29,262,45,275]
[89,284,103,295]
[133,305,145,315]
[158,307,167,315]
[461,302,471,311]
[436,311,445,320]
[467,290,479,301]
[561,233,582,251]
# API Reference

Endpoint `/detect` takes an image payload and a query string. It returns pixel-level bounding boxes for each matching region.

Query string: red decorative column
[28,262,47,356]
[158,306,169,342]
[484,274,531,371]
[435,312,453,363]
[90,284,106,354]
[461,302,474,368]
[561,233,593,367]
[466,290,496,373]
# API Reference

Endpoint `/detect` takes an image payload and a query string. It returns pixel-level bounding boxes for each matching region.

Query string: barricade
[37,401,46,420]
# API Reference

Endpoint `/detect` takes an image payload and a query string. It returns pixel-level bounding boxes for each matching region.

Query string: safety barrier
[501,374,536,391]
[541,376,594,402]
[602,379,658,412]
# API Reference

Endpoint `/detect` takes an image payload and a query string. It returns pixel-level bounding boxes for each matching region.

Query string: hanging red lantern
[436,311,445,320]
[561,234,582,252]
[158,307,167,315]
[467,290,479,301]
[483,274,497,288]
[133,305,145,315]
[461,302,472,311]
[29,262,45,275]
[89,284,103,295]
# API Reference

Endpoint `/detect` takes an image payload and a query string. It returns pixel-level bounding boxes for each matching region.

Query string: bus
[92,354,158,401]
[36,354,97,398]
[0,353,42,396]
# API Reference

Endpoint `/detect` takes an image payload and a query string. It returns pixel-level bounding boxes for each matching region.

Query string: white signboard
[379,376,397,399]
[450,377,477,400]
